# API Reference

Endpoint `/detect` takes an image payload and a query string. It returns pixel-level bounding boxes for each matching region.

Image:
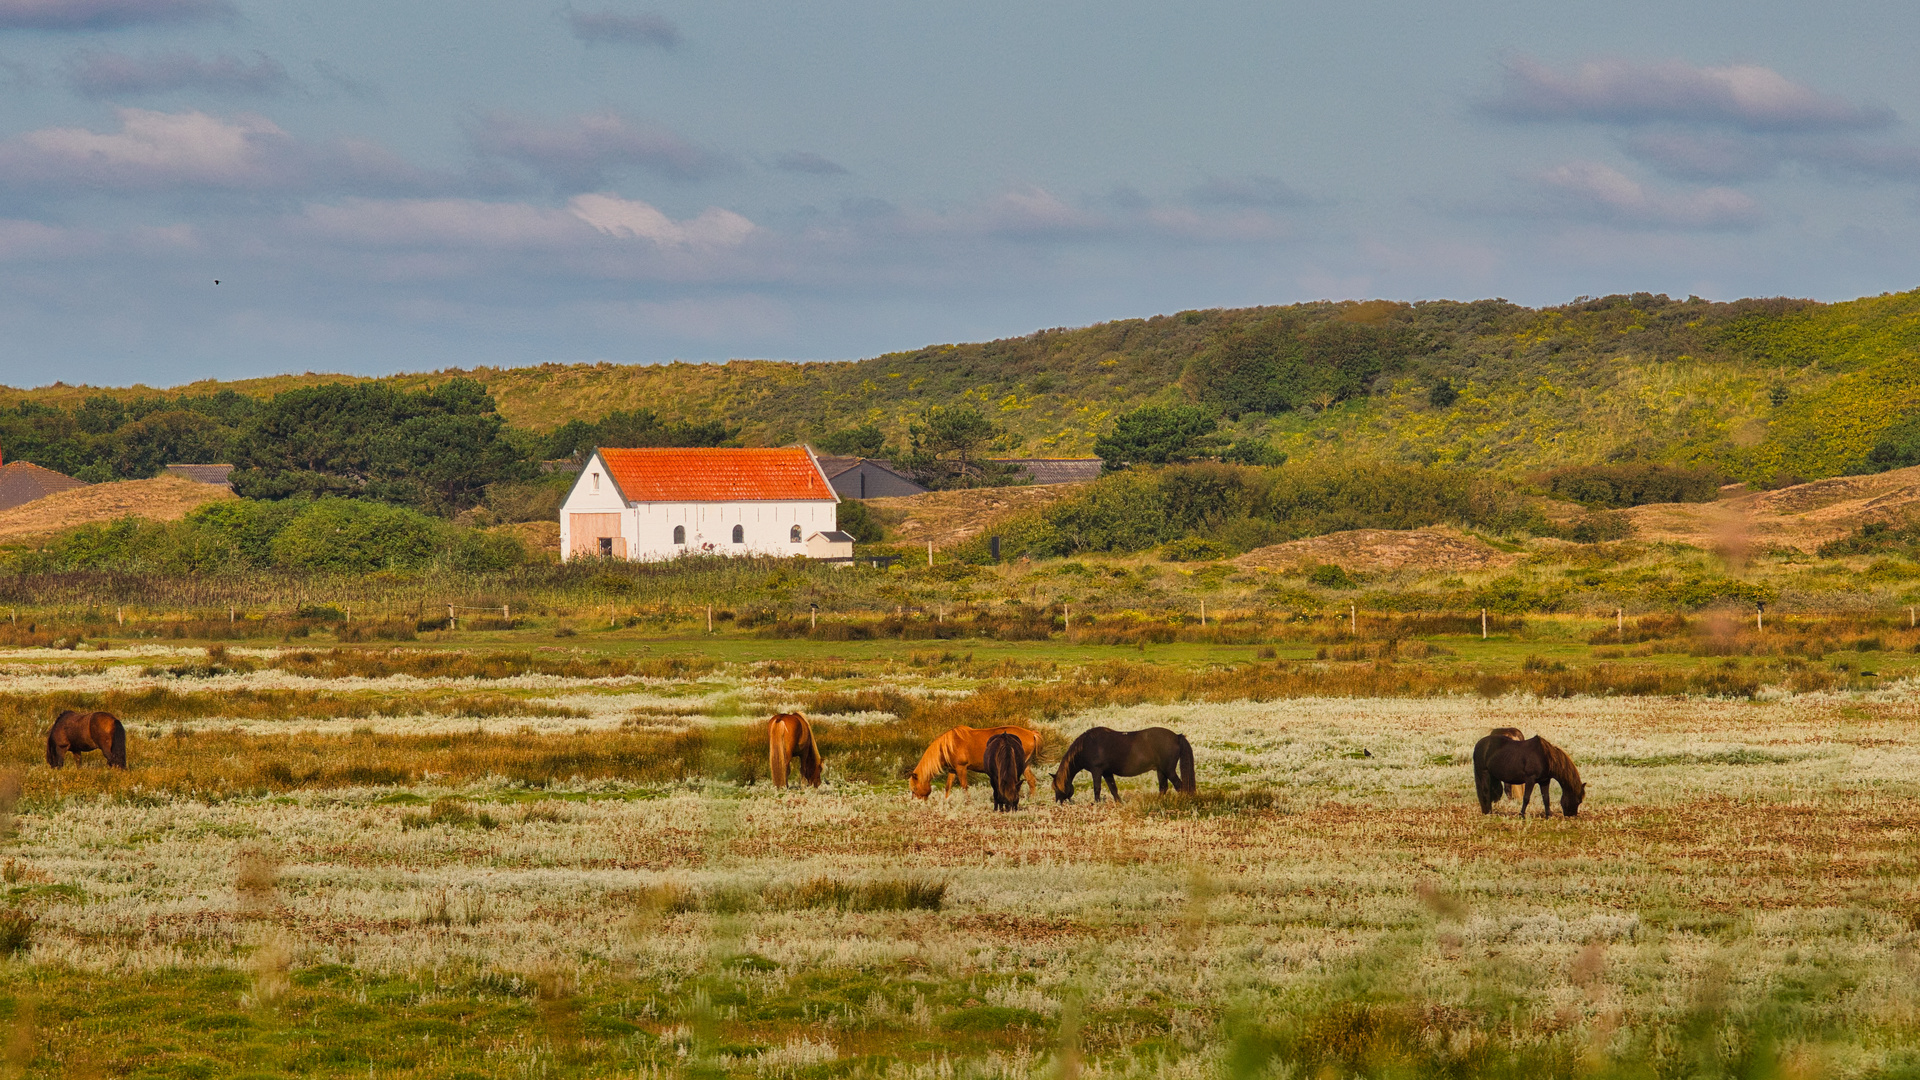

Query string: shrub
[1161,537,1232,562]
[271,499,445,572]
[447,528,527,572]
[1541,463,1723,508]
[1306,563,1355,588]
[0,907,33,955]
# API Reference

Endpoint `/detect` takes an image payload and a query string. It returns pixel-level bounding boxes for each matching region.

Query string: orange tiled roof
[597,447,836,502]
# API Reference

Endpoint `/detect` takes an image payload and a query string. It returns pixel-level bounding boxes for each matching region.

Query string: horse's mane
[1539,737,1582,788]
[908,727,964,786]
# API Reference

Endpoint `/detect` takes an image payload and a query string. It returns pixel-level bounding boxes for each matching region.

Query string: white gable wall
[559,451,840,562]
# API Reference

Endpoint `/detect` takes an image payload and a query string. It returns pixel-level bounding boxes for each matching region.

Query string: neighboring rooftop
[813,456,928,499]
[594,447,837,503]
[991,458,1104,484]
[0,460,88,513]
[164,464,234,487]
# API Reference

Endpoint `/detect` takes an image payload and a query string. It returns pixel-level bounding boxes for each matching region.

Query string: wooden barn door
[570,513,623,558]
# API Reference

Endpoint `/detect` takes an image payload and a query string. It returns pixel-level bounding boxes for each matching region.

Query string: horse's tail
[1174,734,1197,794]
[768,717,790,789]
[44,721,60,769]
[107,715,126,769]
[796,715,823,787]
[1471,739,1495,812]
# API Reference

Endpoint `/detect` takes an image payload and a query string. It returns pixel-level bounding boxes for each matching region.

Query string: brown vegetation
[0,475,232,542]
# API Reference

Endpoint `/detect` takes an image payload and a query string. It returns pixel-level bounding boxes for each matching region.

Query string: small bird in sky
[214,280,220,284]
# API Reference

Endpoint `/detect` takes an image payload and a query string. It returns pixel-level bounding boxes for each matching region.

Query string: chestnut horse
[46,710,126,769]
[984,733,1027,812]
[1474,731,1584,818]
[767,712,822,789]
[1052,726,1195,802]
[906,725,1041,799]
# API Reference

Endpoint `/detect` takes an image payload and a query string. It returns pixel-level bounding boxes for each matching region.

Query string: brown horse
[906,725,1041,799]
[46,710,126,769]
[1475,727,1524,804]
[1052,726,1195,802]
[984,732,1027,812]
[767,712,822,789]
[1474,731,1584,818]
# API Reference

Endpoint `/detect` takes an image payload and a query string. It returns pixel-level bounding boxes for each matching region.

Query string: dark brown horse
[1476,727,1524,804]
[46,710,126,769]
[984,732,1027,812]
[1473,731,1583,818]
[1052,726,1195,803]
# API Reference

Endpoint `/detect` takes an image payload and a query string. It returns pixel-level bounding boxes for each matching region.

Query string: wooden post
[927,541,934,567]
[1617,608,1623,638]
[228,605,234,626]
[116,606,122,626]
[1482,608,1488,640]
[810,605,817,630]
[1200,601,1206,627]
[448,604,456,631]
[502,605,509,620]
[1350,602,1357,637]
[1756,605,1763,633]
[1063,604,1069,633]
[706,604,713,632]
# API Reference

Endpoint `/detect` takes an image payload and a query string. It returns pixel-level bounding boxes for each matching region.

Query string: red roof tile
[596,447,836,502]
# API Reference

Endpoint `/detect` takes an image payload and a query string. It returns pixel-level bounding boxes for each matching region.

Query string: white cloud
[1487,57,1890,132]
[298,194,756,250]
[1535,161,1760,229]
[567,193,755,246]
[0,108,289,188]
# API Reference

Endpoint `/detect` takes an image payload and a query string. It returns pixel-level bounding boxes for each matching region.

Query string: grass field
[0,617,1915,1079]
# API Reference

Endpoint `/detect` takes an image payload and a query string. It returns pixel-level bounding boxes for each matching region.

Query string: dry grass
[0,474,232,541]
[865,483,1091,548]
[1235,527,1523,572]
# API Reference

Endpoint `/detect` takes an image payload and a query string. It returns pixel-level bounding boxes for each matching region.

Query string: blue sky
[0,0,1918,385]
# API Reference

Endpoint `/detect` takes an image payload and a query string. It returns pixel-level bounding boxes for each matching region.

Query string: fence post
[228,605,234,626]
[503,605,509,620]
[927,541,933,567]
[1482,608,1488,640]
[1351,602,1357,637]
[1756,603,1764,633]
[1201,601,1206,627]
[707,604,713,633]
[448,604,455,631]
[1616,608,1622,639]
[1064,604,1069,633]
[116,606,122,626]
[810,604,817,630]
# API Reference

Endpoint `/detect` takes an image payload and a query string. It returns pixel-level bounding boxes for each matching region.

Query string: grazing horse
[1475,727,1525,805]
[1473,732,1584,818]
[984,733,1027,812]
[45,710,126,769]
[767,712,822,789]
[906,725,1041,799]
[1052,726,1195,803]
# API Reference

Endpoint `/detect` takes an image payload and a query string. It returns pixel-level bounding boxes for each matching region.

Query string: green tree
[1094,404,1219,468]
[899,405,1004,487]
[816,424,888,457]
[230,379,533,513]
[1862,414,1920,473]
[269,500,445,571]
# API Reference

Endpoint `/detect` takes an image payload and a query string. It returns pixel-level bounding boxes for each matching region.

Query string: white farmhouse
[559,447,840,561]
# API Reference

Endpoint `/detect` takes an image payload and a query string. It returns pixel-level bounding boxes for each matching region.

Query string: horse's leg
[1105,773,1121,801]
[1519,782,1533,819]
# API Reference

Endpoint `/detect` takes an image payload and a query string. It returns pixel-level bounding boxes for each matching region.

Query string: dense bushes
[1540,463,1724,507]
[3,498,527,574]
[959,461,1545,559]
[1180,304,1419,417]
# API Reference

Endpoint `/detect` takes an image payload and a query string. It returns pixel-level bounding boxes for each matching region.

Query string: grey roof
[815,456,928,498]
[814,456,862,478]
[0,461,88,512]
[164,464,234,486]
[811,531,857,543]
[991,458,1104,484]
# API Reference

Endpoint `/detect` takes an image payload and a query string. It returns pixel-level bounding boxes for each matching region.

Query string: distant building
[814,455,928,499]
[805,530,857,560]
[559,447,839,561]
[164,464,234,489]
[990,458,1104,484]
[0,458,87,513]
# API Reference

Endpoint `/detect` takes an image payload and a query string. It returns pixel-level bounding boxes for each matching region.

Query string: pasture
[0,627,1914,1078]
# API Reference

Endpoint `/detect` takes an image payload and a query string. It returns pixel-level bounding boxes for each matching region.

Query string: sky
[1,0,1919,386]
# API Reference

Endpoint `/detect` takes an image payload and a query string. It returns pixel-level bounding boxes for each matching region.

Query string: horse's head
[1053,763,1074,802]
[904,765,933,799]
[1560,778,1585,817]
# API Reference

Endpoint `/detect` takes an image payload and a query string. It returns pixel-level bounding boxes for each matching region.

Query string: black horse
[984,732,1027,812]
[1473,730,1585,818]
[1053,726,1195,802]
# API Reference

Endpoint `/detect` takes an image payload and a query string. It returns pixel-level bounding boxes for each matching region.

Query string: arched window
[731,524,745,544]
[673,525,685,545]
[790,525,802,543]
